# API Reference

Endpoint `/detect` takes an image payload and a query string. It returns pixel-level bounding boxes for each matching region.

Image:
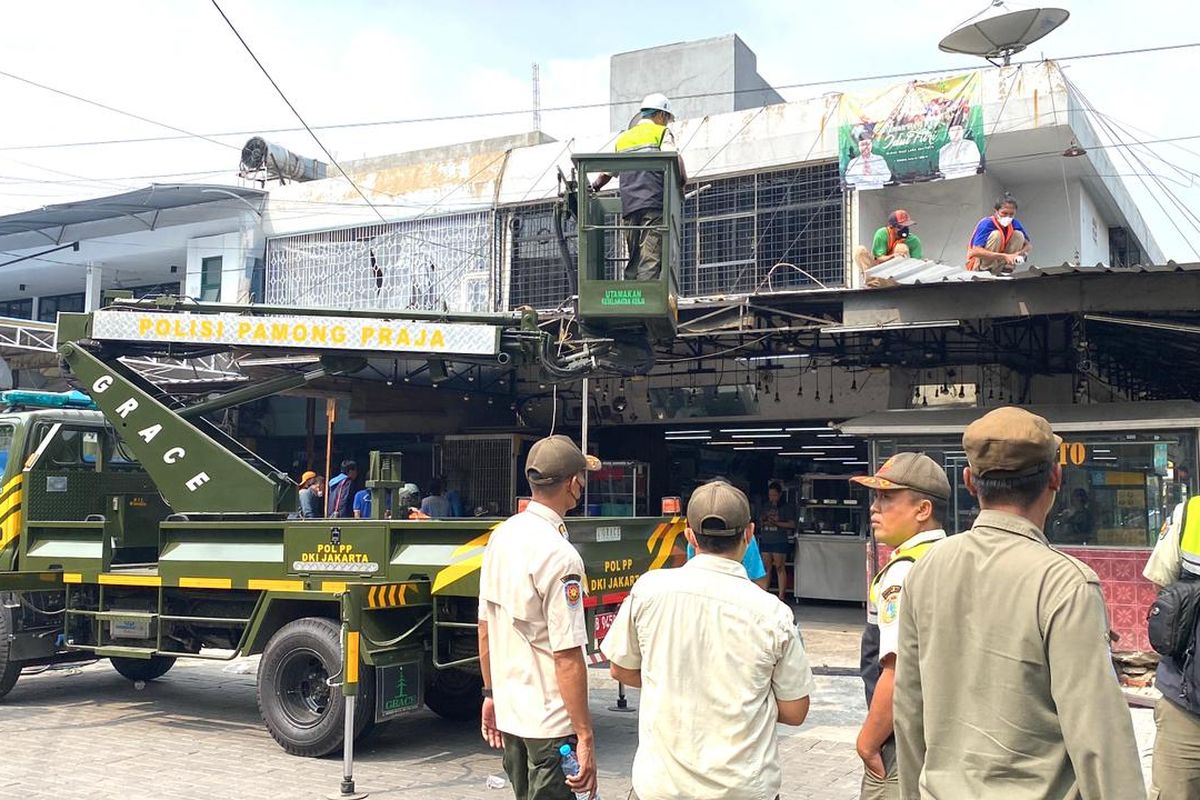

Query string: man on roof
[966,193,1032,274]
[854,209,922,288]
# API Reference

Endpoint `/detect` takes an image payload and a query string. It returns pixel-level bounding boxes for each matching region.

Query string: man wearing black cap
[893,407,1143,800]
[601,480,815,800]
[478,435,601,800]
[853,210,923,289]
[849,453,950,800]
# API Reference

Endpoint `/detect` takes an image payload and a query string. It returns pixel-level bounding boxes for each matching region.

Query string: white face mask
[997,215,1013,227]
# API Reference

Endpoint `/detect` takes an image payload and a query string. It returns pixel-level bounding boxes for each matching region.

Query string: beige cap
[850,452,951,500]
[687,480,752,536]
[525,435,601,485]
[963,406,1062,478]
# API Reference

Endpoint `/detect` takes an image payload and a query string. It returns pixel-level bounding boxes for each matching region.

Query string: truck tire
[424,667,483,722]
[0,606,20,700]
[257,617,374,757]
[110,656,176,682]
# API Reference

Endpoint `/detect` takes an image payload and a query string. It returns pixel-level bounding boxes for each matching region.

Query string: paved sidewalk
[0,601,1158,799]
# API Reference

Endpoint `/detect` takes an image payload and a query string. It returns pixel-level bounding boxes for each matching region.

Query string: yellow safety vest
[869,538,939,607]
[615,122,667,153]
[1181,496,1200,575]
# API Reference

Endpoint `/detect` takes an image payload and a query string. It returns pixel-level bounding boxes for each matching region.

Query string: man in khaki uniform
[893,407,1144,799]
[478,435,601,800]
[1143,499,1200,799]
[850,453,950,800]
[601,480,816,800]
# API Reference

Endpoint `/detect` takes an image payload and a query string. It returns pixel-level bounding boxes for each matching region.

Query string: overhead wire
[209,0,387,226]
[0,68,240,152]
[2,41,1198,153]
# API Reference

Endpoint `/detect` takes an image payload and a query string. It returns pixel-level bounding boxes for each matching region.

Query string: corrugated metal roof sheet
[863,259,1200,287]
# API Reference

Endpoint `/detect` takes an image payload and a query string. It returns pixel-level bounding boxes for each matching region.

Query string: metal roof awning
[839,401,1200,437]
[0,184,265,239]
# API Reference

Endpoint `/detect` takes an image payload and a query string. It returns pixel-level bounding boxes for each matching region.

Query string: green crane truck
[0,153,688,756]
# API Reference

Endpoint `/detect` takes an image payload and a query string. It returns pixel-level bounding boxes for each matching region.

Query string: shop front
[841,401,1200,652]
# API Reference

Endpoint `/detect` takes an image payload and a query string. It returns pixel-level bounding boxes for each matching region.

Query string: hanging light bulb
[921,393,929,407]
[851,375,858,391]
[913,384,920,399]
[958,385,966,399]
[774,388,781,403]
[796,372,803,397]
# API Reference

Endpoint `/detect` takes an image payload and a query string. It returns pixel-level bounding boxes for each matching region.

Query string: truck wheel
[110,656,176,682]
[0,606,20,700]
[257,617,374,757]
[424,668,483,721]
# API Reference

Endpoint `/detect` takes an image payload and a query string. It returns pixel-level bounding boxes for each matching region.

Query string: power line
[208,0,387,225]
[0,68,240,152]
[3,41,1198,153]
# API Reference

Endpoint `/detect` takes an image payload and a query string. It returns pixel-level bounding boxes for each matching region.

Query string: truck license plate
[593,611,617,644]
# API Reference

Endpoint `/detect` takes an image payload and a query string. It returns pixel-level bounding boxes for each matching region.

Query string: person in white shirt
[938,123,982,180]
[845,132,892,189]
[478,435,601,800]
[601,480,816,800]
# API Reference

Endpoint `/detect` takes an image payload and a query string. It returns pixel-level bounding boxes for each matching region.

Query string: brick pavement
[0,605,1158,799]
[0,657,865,800]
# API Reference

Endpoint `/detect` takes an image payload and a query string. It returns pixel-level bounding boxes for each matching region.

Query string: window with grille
[265,211,496,312]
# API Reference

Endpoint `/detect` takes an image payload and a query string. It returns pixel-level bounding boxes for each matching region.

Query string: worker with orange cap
[853,209,923,288]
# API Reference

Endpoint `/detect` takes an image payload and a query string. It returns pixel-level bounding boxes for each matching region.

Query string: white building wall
[1078,185,1110,266]
[186,232,247,303]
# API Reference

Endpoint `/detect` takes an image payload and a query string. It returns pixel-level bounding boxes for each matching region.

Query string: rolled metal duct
[239,137,327,182]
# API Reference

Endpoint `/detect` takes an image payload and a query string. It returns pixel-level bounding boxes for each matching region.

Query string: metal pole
[608,680,635,713]
[582,377,589,514]
[329,621,367,800]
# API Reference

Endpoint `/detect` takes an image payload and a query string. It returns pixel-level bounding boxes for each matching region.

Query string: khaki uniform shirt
[894,510,1144,800]
[600,553,816,800]
[1144,501,1185,587]
[478,501,588,739]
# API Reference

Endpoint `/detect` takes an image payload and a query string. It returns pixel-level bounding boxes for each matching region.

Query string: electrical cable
[0,68,240,152]
[4,41,1198,153]
[208,0,387,225]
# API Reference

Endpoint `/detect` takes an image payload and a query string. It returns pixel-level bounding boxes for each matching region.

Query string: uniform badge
[562,574,583,608]
[879,585,901,625]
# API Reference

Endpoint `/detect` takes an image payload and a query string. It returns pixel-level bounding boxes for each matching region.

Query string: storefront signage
[91,310,500,356]
[1059,441,1087,466]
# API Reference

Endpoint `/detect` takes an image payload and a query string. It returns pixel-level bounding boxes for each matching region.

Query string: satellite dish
[939,1,1070,66]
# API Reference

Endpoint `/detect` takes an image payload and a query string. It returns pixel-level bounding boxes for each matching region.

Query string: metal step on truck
[0,152,689,756]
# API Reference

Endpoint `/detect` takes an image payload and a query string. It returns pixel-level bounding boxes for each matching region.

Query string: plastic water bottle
[558,744,597,800]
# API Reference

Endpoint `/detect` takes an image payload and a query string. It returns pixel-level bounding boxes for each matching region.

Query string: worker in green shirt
[854,209,922,288]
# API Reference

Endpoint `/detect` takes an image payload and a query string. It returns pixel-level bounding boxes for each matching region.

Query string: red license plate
[593,610,618,643]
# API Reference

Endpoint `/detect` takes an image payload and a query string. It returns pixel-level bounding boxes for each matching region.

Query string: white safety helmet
[640,92,674,119]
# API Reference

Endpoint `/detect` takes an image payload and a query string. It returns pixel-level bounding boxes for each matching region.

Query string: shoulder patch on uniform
[879,584,901,624]
[562,574,583,607]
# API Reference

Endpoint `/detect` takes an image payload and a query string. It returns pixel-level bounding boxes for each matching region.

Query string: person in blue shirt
[352,488,372,519]
[966,193,1031,274]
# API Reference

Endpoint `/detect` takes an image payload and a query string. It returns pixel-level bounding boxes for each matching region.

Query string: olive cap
[525,435,601,485]
[850,452,951,500]
[687,480,752,536]
[963,406,1062,478]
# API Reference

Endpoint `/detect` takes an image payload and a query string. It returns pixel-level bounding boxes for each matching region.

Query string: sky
[0,0,1198,259]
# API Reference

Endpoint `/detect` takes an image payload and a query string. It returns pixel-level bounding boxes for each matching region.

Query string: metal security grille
[506,162,846,309]
[440,435,530,517]
[265,211,497,312]
[505,206,623,312]
[685,161,846,296]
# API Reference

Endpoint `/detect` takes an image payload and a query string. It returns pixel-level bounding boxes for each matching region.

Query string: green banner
[838,73,985,190]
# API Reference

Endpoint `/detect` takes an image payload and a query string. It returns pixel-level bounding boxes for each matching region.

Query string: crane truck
[0,153,687,756]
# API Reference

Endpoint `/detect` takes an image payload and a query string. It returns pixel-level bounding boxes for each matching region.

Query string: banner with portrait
[837,73,985,190]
